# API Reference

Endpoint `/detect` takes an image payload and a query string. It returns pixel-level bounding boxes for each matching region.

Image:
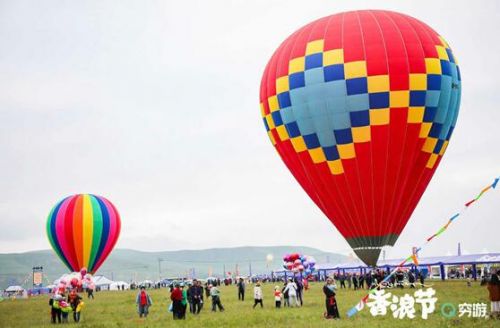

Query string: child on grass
[274,286,282,308]
[253,282,263,308]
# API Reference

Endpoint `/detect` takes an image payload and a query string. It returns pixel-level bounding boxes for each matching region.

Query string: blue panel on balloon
[289,72,305,90]
[346,94,369,112]
[305,53,323,70]
[280,107,295,124]
[410,91,426,106]
[324,64,344,82]
[427,74,441,90]
[428,123,442,138]
[305,68,325,85]
[334,128,353,144]
[271,111,283,126]
[324,146,340,160]
[285,121,301,138]
[423,107,437,122]
[346,77,368,95]
[369,92,389,109]
[350,110,369,127]
[277,92,291,109]
[303,133,321,149]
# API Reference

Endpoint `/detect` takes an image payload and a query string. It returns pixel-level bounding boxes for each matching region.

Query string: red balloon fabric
[260,10,461,266]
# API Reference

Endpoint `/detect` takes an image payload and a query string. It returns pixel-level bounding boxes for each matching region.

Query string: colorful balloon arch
[46,194,121,274]
[260,10,461,266]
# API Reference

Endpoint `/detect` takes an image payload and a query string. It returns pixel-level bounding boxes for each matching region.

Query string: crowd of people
[48,289,83,324]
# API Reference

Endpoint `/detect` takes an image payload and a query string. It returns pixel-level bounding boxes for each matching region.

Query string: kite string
[346,176,499,317]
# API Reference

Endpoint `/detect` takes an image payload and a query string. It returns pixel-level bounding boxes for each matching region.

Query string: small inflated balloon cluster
[282,253,316,275]
[54,267,94,295]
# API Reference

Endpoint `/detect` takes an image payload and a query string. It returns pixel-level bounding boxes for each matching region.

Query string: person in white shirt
[253,282,263,308]
[284,278,299,307]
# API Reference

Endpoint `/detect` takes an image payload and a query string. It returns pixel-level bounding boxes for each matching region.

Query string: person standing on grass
[284,278,299,307]
[237,277,245,301]
[68,289,82,322]
[323,277,340,319]
[487,271,500,319]
[274,286,282,308]
[136,286,152,318]
[295,277,304,306]
[253,281,263,308]
[191,280,203,314]
[282,281,289,307]
[353,274,358,290]
[209,284,225,312]
[49,294,62,324]
[180,283,188,319]
[170,283,184,320]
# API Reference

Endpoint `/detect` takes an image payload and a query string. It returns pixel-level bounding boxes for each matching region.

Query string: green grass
[0,280,496,327]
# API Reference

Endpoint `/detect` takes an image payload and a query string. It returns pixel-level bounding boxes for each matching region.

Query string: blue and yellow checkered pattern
[261,37,461,174]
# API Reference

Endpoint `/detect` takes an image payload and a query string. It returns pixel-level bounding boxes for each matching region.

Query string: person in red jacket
[170,283,184,320]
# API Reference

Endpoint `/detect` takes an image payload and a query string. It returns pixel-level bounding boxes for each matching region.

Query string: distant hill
[0,246,346,289]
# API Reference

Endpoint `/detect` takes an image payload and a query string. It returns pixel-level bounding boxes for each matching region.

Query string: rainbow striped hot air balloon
[46,194,121,274]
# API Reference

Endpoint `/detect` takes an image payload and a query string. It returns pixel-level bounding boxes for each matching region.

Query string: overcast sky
[0,0,499,260]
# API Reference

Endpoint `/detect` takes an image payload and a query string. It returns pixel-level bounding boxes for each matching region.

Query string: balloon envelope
[46,194,121,273]
[260,10,461,266]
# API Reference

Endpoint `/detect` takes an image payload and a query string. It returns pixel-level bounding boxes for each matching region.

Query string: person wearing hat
[209,284,225,312]
[253,281,263,308]
[170,283,184,319]
[323,277,340,319]
[136,286,152,318]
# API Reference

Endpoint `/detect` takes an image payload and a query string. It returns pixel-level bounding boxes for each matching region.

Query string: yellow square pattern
[419,122,432,138]
[344,61,367,79]
[309,147,326,163]
[390,91,409,108]
[337,143,355,159]
[289,57,305,74]
[276,125,289,141]
[327,160,344,175]
[439,140,449,155]
[265,114,275,130]
[268,95,279,112]
[323,49,344,66]
[276,76,289,94]
[408,106,425,123]
[436,46,449,61]
[370,108,390,125]
[290,136,307,152]
[367,75,390,93]
[409,74,427,91]
[352,126,371,143]
[425,58,442,74]
[426,153,438,168]
[306,40,324,55]
[422,137,438,153]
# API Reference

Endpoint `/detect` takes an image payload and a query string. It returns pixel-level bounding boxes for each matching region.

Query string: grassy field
[0,280,496,327]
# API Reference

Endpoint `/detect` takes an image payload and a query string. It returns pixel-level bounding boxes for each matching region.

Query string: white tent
[92,275,115,291]
[110,281,130,291]
[5,285,24,292]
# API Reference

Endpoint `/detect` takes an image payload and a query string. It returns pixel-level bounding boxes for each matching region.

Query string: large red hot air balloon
[260,10,461,266]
